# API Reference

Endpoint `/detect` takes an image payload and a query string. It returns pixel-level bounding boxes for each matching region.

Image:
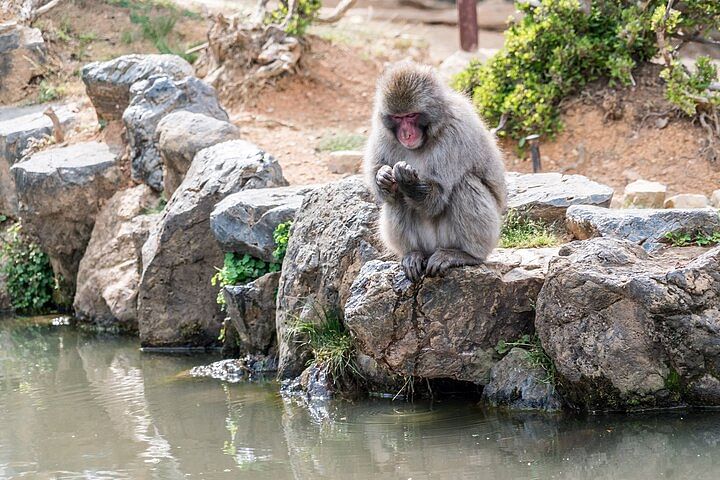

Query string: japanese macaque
[364,61,507,282]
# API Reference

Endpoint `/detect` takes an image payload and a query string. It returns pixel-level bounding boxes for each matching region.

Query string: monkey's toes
[426,252,452,277]
[401,251,425,283]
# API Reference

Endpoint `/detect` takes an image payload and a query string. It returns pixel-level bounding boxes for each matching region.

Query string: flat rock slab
[344,248,558,385]
[566,205,720,252]
[188,356,278,382]
[123,75,229,191]
[81,54,193,122]
[507,172,614,223]
[11,141,122,304]
[137,140,287,348]
[211,185,318,262]
[536,238,720,411]
[0,103,80,214]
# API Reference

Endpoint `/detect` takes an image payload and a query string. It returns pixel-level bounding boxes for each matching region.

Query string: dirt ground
[13,0,720,196]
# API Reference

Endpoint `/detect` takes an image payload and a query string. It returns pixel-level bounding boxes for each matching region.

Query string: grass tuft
[500,209,559,248]
[496,334,556,385]
[317,132,366,152]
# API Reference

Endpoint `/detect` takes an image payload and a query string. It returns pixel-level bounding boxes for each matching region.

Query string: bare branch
[316,0,358,24]
[282,0,298,29]
[31,0,63,21]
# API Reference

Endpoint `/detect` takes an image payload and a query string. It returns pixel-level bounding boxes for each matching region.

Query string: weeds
[317,132,366,152]
[500,209,560,248]
[664,230,720,247]
[37,81,66,103]
[287,309,358,384]
[496,334,556,385]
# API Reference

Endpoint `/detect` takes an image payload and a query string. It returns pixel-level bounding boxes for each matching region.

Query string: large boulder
[276,177,383,378]
[156,111,241,197]
[11,141,122,306]
[210,185,317,262]
[137,140,287,348]
[74,185,161,333]
[482,347,563,411]
[566,205,720,252]
[536,238,720,411]
[222,272,280,356]
[0,103,79,215]
[81,54,193,122]
[344,248,558,384]
[506,172,614,223]
[123,75,229,191]
[0,22,46,105]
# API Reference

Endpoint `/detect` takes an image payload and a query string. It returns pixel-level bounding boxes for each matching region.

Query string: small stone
[664,194,709,209]
[327,150,363,174]
[623,179,667,209]
[711,190,720,208]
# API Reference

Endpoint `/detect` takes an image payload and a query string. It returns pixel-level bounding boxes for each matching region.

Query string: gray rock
[438,48,498,84]
[11,141,122,306]
[0,103,80,215]
[536,238,720,411]
[344,248,558,384]
[482,347,563,411]
[211,185,317,262]
[0,225,10,311]
[327,150,362,174]
[137,140,287,348]
[188,356,278,382]
[156,110,241,197]
[566,205,720,252]
[223,272,280,356]
[81,54,193,122]
[281,364,334,401]
[276,177,383,378]
[123,75,229,191]
[0,22,46,105]
[507,172,614,223]
[74,185,161,333]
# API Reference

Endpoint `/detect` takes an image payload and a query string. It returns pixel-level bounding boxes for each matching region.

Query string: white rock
[664,194,709,209]
[327,150,363,174]
[710,190,720,208]
[622,179,667,209]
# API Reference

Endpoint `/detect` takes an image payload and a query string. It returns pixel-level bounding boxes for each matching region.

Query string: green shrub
[454,0,720,141]
[1,223,55,315]
[500,209,559,248]
[266,0,322,37]
[272,221,292,262]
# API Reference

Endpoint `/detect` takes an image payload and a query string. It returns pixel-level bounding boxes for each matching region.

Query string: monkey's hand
[393,161,432,202]
[376,165,397,197]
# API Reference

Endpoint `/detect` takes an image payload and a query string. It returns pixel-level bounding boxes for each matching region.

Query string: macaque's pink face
[391,113,424,150]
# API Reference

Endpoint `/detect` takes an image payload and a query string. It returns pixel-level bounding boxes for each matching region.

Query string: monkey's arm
[393,162,447,215]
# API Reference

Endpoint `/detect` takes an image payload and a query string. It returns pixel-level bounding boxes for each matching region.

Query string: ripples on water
[1,316,720,479]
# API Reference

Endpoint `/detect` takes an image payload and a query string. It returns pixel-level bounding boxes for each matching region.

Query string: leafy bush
[266,0,322,37]
[500,209,559,248]
[454,0,720,141]
[211,222,292,305]
[1,223,55,315]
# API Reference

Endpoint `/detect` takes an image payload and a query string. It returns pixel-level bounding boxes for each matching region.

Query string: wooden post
[457,0,478,52]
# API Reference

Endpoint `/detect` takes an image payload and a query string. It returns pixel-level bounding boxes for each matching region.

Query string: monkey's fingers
[392,162,419,185]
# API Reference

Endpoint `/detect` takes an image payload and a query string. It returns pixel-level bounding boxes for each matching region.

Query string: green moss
[665,368,682,394]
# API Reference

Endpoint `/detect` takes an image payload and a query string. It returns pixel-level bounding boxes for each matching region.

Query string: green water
[2,316,720,479]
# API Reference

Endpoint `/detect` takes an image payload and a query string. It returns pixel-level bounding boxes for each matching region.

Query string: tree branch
[31,0,63,21]
[315,0,358,24]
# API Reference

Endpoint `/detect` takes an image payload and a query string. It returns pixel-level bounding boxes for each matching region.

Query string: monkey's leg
[425,249,480,277]
[401,251,426,283]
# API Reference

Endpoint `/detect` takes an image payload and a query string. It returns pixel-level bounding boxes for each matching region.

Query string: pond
[1,316,719,479]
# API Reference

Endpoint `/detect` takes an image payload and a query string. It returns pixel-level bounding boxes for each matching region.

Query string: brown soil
[504,64,720,198]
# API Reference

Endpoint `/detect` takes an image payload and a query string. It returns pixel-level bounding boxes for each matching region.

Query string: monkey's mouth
[399,133,423,150]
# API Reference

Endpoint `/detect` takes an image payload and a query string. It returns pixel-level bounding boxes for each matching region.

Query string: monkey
[364,61,507,282]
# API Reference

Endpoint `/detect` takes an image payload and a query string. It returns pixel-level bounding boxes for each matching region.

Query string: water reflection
[1,317,720,479]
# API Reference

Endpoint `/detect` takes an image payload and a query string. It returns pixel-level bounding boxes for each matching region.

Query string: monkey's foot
[376,165,397,196]
[426,249,480,277]
[401,251,426,283]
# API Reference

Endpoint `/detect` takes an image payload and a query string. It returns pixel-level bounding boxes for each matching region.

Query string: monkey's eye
[405,113,419,120]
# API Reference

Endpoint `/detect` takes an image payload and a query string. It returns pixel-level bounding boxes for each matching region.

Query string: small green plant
[0,223,55,315]
[211,253,280,305]
[287,309,358,383]
[265,0,322,37]
[272,221,292,262]
[317,132,366,152]
[497,334,556,385]
[664,230,720,247]
[141,194,167,215]
[500,209,559,248]
[37,81,66,103]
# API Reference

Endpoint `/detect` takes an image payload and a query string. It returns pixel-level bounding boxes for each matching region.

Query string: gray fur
[364,61,507,280]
